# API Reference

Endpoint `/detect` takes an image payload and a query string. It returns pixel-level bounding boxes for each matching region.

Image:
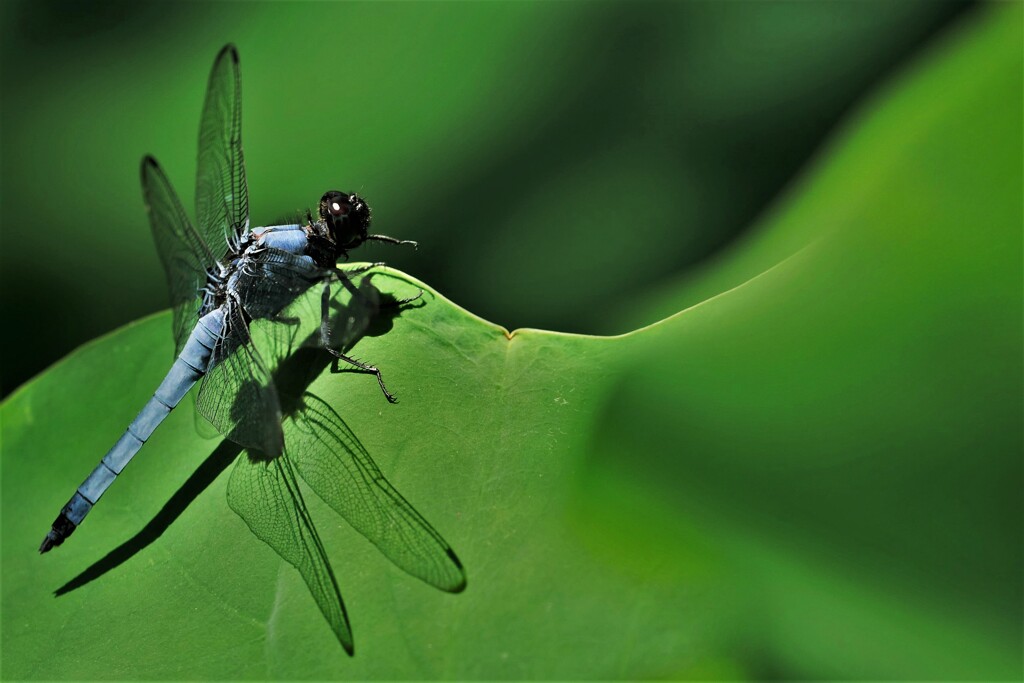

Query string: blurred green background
[0,0,973,395]
[1,1,1021,679]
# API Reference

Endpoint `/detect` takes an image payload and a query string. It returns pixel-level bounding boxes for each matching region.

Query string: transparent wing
[290,268,383,350]
[228,451,353,654]
[196,44,248,253]
[235,248,326,320]
[190,388,222,440]
[140,156,215,355]
[288,393,467,592]
[196,302,284,455]
[232,249,331,401]
[318,270,386,352]
[236,256,381,382]
[246,266,397,363]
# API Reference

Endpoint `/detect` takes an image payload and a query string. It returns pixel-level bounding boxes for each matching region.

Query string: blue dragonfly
[39,44,465,653]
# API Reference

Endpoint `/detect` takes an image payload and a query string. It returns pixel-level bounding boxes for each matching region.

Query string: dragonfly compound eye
[317,191,350,223]
[319,191,353,223]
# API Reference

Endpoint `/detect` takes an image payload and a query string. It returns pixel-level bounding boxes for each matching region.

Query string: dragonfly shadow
[54,274,416,597]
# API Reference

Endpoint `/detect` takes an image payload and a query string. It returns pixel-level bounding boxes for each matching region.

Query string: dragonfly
[39,44,466,653]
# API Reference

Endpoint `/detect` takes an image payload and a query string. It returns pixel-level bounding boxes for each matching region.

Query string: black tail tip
[39,514,75,553]
[39,531,60,554]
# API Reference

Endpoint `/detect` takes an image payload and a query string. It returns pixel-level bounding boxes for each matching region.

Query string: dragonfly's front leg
[337,261,384,279]
[319,276,399,404]
[328,354,398,404]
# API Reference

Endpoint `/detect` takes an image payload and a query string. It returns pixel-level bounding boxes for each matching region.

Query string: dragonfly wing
[272,267,384,360]
[289,393,467,593]
[235,248,326,320]
[196,44,248,252]
[258,266,388,364]
[196,303,284,455]
[228,451,354,654]
[140,156,215,355]
[190,388,222,440]
[320,271,385,352]
[233,248,330,391]
[244,264,394,361]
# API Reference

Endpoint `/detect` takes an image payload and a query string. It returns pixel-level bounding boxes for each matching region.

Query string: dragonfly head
[319,190,371,254]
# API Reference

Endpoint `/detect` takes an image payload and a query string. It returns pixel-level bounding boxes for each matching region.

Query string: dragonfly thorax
[198,260,231,315]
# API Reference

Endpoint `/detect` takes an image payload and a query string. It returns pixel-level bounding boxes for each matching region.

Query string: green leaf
[3,273,694,678]
[2,3,1019,679]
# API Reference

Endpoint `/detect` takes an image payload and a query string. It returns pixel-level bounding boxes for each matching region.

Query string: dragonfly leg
[329,351,398,403]
[318,277,363,348]
[328,264,381,303]
[320,280,335,349]
[319,279,398,403]
[365,234,417,249]
[338,262,384,277]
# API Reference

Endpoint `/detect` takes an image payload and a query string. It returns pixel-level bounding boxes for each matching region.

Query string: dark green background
[0,0,970,395]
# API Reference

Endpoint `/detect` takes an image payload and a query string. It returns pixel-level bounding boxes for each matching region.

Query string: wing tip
[332,614,355,656]
[218,43,239,65]
[445,547,468,593]
[140,155,159,178]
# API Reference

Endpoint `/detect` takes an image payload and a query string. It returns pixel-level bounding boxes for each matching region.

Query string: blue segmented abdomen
[39,307,226,553]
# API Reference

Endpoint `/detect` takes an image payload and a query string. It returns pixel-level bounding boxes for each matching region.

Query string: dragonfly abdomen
[39,309,226,553]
